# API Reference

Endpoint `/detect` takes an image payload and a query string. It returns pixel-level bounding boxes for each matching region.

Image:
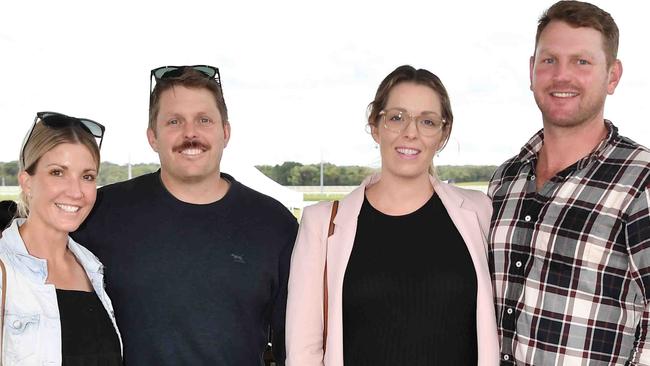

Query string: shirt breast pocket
[579,220,627,269]
[4,313,40,363]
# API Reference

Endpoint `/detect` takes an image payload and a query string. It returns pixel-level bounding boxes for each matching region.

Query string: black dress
[56,289,122,366]
[343,194,478,365]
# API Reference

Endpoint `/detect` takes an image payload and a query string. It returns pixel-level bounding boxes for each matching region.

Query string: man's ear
[222,121,231,148]
[147,128,158,153]
[529,55,535,91]
[607,59,623,95]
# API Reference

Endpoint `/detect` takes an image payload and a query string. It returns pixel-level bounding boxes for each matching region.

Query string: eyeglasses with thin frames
[379,108,447,137]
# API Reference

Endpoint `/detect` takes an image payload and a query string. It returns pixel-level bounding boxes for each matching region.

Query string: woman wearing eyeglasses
[286,65,499,366]
[0,112,121,365]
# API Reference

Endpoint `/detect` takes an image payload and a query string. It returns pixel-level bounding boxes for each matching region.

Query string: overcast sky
[1,0,647,169]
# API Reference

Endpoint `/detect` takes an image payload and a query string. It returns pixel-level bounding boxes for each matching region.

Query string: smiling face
[530,20,622,129]
[147,85,230,185]
[371,82,444,181]
[19,143,98,235]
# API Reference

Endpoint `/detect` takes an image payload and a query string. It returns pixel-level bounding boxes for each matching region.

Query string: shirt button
[12,320,22,329]
[503,354,510,361]
[507,308,514,315]
[524,215,532,222]
[515,261,522,268]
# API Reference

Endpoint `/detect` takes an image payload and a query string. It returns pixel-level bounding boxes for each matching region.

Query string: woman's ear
[369,123,380,144]
[18,171,31,197]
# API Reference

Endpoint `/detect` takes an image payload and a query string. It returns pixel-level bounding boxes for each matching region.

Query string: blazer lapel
[326,175,377,292]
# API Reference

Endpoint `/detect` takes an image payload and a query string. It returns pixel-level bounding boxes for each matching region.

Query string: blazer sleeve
[285,203,330,366]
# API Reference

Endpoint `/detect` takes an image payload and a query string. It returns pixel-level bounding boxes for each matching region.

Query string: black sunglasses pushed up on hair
[149,65,221,93]
[20,111,105,168]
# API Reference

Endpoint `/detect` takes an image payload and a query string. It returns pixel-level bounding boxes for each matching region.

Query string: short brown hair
[367,65,453,152]
[149,68,228,134]
[18,121,101,217]
[536,1,619,66]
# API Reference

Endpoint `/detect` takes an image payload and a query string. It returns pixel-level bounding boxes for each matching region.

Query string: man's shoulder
[608,134,650,197]
[611,134,650,163]
[98,171,158,197]
[489,153,523,182]
[230,180,297,224]
[82,172,159,224]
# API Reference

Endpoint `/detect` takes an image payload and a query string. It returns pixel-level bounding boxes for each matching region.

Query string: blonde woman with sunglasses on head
[0,112,121,365]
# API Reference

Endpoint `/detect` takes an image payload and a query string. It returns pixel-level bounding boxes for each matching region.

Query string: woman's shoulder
[301,200,338,224]
[67,237,103,271]
[0,239,11,266]
[437,181,491,207]
[302,183,366,220]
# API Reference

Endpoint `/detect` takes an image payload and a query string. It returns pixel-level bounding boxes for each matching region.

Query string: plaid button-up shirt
[488,121,650,365]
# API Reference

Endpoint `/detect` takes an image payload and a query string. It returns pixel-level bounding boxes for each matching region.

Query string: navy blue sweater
[73,171,298,365]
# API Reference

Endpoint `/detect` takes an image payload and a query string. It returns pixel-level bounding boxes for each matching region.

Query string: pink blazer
[285,174,500,366]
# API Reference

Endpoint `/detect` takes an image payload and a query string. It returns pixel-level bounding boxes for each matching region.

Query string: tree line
[0,161,160,186]
[256,162,498,185]
[1,160,498,187]
[256,162,377,186]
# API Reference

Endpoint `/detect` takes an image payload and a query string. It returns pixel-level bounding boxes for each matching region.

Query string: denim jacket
[0,219,122,365]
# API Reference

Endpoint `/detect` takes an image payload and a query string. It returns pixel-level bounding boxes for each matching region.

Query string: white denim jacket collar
[1,218,122,365]
[2,218,103,282]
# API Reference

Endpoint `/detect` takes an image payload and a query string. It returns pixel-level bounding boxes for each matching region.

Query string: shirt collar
[1,218,48,283]
[517,120,619,168]
[1,218,102,284]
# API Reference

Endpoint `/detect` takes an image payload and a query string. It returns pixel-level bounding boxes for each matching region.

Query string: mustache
[547,82,580,91]
[172,139,210,152]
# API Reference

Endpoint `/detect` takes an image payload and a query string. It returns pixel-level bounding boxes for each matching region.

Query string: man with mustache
[73,66,298,365]
[489,1,650,365]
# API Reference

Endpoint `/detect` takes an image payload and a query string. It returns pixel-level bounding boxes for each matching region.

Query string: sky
[1,1,648,169]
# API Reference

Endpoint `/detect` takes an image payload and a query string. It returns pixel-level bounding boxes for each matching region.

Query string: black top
[72,171,298,365]
[343,194,478,365]
[56,289,122,366]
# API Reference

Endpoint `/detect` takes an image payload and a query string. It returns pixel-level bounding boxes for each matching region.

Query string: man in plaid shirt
[488,1,650,365]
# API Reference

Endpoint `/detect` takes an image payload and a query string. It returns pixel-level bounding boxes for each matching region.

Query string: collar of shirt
[515,120,619,172]
[1,218,102,284]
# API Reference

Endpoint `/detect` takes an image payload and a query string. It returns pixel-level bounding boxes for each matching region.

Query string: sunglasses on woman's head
[149,65,221,93]
[20,111,105,168]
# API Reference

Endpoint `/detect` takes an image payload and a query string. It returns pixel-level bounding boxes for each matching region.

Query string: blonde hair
[18,122,101,217]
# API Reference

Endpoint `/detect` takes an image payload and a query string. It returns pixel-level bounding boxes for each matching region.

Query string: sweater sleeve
[271,216,299,365]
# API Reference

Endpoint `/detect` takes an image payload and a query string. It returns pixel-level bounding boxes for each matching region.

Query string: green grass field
[303,193,347,202]
[0,194,17,202]
[457,181,489,187]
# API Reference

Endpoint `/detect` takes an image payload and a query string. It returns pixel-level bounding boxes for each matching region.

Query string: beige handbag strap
[323,200,339,352]
[0,257,6,363]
